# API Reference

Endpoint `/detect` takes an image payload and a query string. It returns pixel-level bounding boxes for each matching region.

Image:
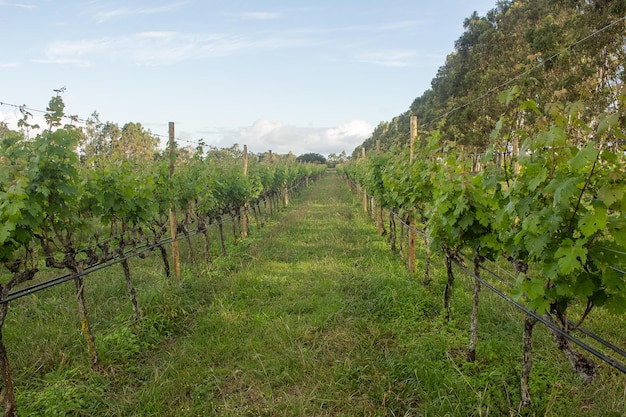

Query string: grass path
[130,172,428,416]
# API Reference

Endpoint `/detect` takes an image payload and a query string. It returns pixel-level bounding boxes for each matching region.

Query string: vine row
[339,88,625,408]
[0,94,325,416]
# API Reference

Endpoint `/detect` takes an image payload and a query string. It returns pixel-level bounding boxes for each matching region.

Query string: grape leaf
[555,239,587,275]
[578,206,607,237]
[598,184,623,207]
[546,175,580,208]
[526,233,550,257]
[567,143,598,171]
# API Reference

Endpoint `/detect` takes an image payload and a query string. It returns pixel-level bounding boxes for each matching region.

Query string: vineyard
[337,2,626,411]
[0,166,623,416]
[0,97,325,416]
[1,1,625,416]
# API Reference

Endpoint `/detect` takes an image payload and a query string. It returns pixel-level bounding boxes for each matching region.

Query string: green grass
[4,172,626,416]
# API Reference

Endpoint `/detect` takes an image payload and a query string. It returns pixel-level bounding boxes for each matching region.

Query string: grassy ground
[5,172,626,416]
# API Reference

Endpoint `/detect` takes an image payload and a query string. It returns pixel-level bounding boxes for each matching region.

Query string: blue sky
[0,0,497,156]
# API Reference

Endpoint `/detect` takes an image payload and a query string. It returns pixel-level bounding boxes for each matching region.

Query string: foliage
[7,174,625,416]
[345,0,626,327]
[0,92,326,416]
[360,1,625,154]
[498,93,626,316]
[296,152,326,164]
[427,150,502,262]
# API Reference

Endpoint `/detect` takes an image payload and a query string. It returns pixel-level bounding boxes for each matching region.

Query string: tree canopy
[296,153,327,164]
[356,0,626,154]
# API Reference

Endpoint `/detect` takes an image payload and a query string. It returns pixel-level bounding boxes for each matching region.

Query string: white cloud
[41,32,243,66]
[325,120,375,142]
[208,118,373,156]
[92,2,187,23]
[0,110,17,127]
[0,109,50,137]
[39,30,314,66]
[0,2,36,9]
[32,57,92,67]
[0,61,19,67]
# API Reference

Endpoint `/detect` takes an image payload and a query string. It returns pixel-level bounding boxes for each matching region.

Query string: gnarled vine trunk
[388,211,397,253]
[467,256,482,362]
[443,250,455,320]
[0,289,16,417]
[218,217,227,255]
[544,312,597,383]
[74,267,99,369]
[521,315,538,409]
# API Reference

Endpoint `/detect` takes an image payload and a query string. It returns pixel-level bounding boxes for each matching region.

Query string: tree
[116,122,159,162]
[296,152,326,164]
[81,118,159,164]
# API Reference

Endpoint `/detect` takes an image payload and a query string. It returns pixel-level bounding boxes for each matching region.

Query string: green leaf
[526,165,548,191]
[490,117,504,141]
[458,212,474,230]
[597,185,623,207]
[0,224,12,244]
[526,233,550,257]
[498,86,520,106]
[554,280,575,297]
[533,297,552,315]
[572,275,596,298]
[567,143,598,171]
[566,101,586,118]
[578,206,607,237]
[520,99,542,115]
[545,125,567,147]
[610,224,626,246]
[546,175,580,208]
[597,113,619,134]
[522,276,546,300]
[522,212,543,235]
[604,295,626,315]
[555,238,587,275]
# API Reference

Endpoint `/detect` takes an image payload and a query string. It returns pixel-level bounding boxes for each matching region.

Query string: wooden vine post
[376,139,384,235]
[242,144,249,239]
[408,116,418,274]
[362,146,367,214]
[267,150,274,216]
[168,122,181,282]
[283,154,290,208]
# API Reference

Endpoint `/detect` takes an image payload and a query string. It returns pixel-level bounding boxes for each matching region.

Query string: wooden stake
[408,116,418,274]
[376,140,382,228]
[362,146,367,213]
[521,316,538,408]
[468,257,482,362]
[168,122,181,282]
[242,144,249,238]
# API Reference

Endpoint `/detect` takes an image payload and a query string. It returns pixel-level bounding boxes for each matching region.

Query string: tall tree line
[357,0,626,155]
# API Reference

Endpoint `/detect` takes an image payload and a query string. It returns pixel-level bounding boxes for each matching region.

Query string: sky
[0,0,498,157]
